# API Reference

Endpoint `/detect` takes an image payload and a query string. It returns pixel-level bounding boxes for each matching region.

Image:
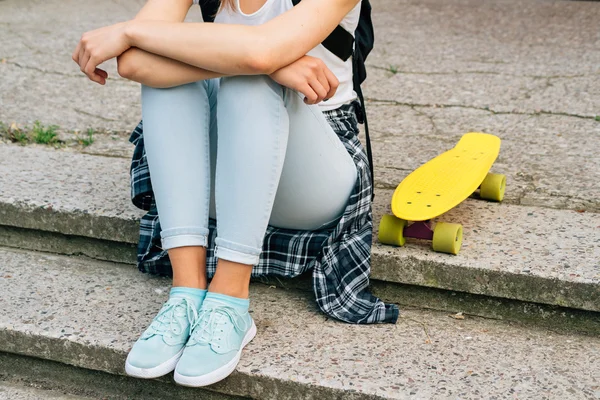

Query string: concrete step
[2,143,599,316]
[0,381,89,400]
[1,247,599,399]
[0,352,242,400]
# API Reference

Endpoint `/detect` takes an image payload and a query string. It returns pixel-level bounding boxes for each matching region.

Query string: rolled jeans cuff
[214,238,261,266]
[160,227,209,250]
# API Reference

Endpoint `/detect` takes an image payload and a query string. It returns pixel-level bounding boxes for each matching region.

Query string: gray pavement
[0,0,598,318]
[1,0,599,212]
[1,247,600,400]
[364,0,600,212]
[0,0,598,292]
[1,1,600,397]
[0,0,145,131]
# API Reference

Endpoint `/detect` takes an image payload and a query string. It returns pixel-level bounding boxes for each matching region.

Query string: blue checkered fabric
[129,101,398,324]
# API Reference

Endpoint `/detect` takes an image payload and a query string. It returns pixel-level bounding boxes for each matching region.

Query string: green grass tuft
[32,121,59,144]
[77,128,95,147]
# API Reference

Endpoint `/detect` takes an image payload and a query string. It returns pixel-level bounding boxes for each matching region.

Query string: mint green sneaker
[174,295,257,387]
[125,296,199,379]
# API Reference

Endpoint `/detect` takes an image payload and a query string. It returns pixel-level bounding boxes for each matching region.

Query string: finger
[298,83,319,105]
[308,78,328,104]
[95,68,108,85]
[322,67,339,100]
[80,52,92,80]
[96,68,108,79]
[72,42,81,63]
[316,71,331,100]
[84,57,104,84]
[79,47,88,72]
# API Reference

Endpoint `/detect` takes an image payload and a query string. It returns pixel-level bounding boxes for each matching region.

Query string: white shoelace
[145,297,199,338]
[187,305,249,347]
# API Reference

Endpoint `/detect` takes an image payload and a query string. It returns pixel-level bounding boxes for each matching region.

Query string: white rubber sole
[125,347,184,379]
[173,320,257,387]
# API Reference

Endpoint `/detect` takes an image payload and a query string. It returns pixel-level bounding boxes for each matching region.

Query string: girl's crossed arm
[73,0,356,102]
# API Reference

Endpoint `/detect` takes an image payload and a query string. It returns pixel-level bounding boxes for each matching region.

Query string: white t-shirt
[209,0,361,111]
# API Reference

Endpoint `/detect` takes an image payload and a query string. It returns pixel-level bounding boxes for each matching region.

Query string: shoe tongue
[202,300,248,327]
[169,293,203,309]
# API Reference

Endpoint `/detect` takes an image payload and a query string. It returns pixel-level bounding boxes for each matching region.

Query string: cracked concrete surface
[0,0,190,131]
[364,67,600,118]
[367,0,600,76]
[1,0,598,212]
[367,103,600,211]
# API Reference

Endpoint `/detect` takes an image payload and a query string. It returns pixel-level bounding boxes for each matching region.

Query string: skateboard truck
[379,216,464,255]
[403,220,434,241]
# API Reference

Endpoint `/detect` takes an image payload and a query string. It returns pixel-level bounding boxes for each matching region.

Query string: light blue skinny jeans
[141,76,357,266]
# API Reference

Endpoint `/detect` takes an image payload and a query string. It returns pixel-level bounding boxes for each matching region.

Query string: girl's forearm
[125,21,261,76]
[125,0,360,75]
[118,48,224,88]
[117,0,222,86]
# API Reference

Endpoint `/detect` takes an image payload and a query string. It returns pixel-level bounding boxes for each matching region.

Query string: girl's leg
[269,87,357,230]
[209,75,291,298]
[210,76,356,298]
[174,76,356,387]
[175,75,287,386]
[125,80,218,379]
[141,80,219,289]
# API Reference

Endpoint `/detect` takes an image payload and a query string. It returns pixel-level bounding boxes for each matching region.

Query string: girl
[73,0,397,387]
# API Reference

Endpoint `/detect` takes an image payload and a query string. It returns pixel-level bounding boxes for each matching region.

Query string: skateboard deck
[391,132,501,221]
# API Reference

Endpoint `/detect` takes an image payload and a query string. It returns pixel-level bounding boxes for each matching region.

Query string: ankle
[168,247,208,289]
[208,281,249,299]
[172,279,208,290]
[209,259,252,299]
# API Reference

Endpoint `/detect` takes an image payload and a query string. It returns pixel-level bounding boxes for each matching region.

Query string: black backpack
[199,0,375,196]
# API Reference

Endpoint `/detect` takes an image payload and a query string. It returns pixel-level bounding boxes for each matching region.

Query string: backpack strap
[290,0,354,61]
[198,0,220,23]
[354,79,375,200]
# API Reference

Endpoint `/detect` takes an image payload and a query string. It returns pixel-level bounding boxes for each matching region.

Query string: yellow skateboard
[378,132,506,255]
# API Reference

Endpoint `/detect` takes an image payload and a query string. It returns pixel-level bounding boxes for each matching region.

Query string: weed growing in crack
[10,128,29,144]
[0,121,102,148]
[1,121,30,145]
[32,121,59,144]
[389,65,399,74]
[77,128,95,147]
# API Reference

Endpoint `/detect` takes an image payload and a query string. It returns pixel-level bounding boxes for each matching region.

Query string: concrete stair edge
[1,144,599,313]
[1,197,598,313]
[1,248,599,400]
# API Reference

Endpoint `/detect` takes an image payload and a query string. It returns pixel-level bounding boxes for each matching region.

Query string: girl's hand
[270,56,339,105]
[72,22,132,85]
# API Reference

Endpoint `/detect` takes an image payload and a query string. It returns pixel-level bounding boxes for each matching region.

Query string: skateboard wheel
[480,173,506,202]
[432,222,463,255]
[378,215,407,247]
